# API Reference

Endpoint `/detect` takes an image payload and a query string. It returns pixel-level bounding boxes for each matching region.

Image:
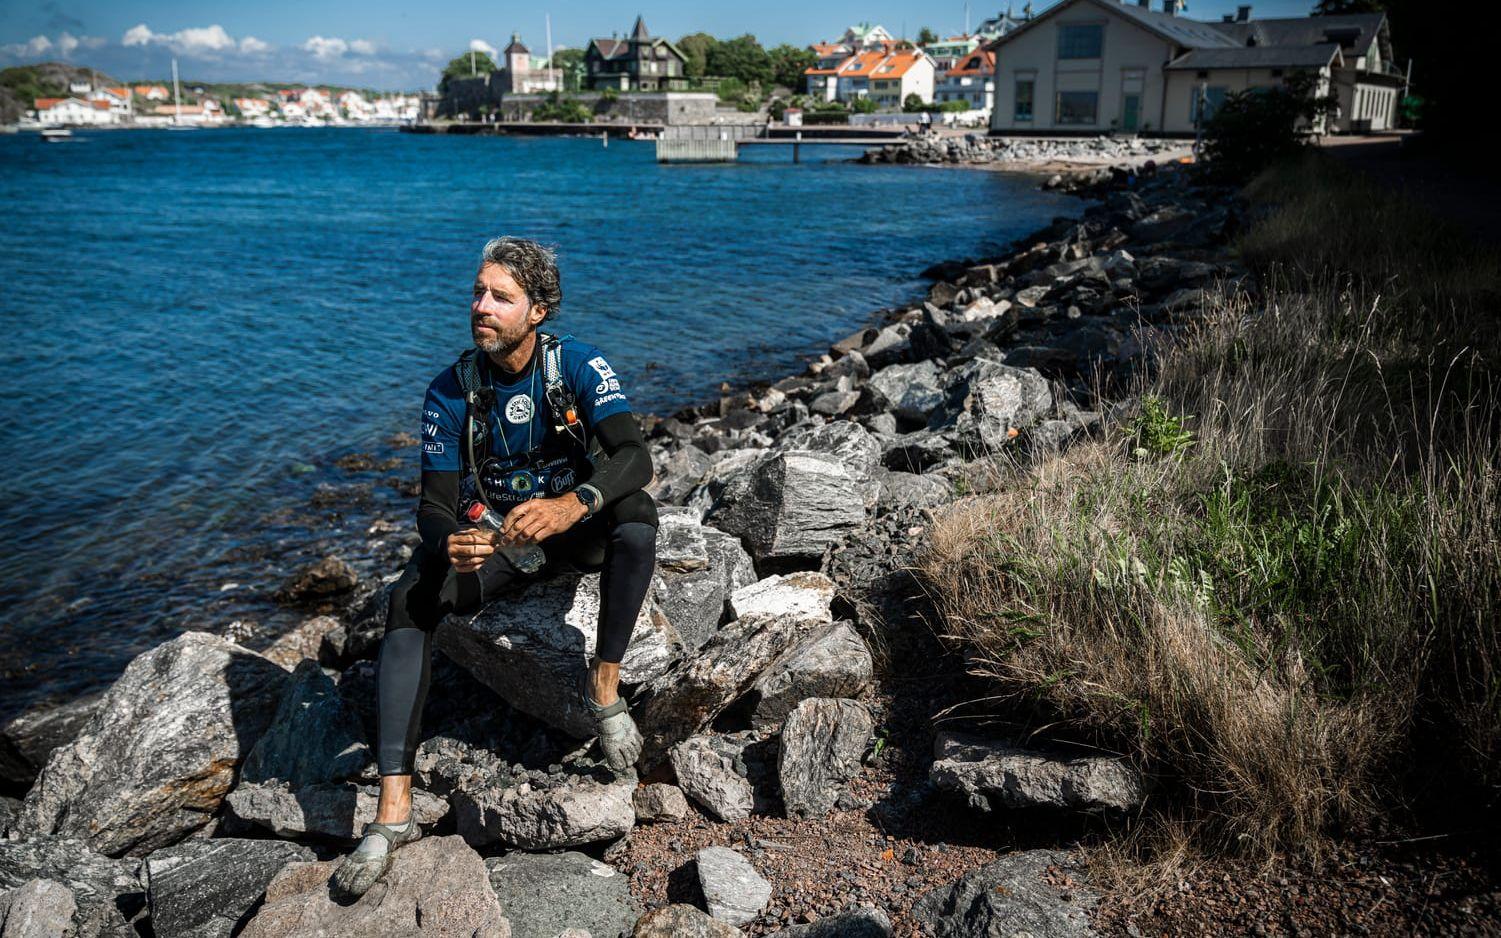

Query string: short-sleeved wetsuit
[376,330,658,776]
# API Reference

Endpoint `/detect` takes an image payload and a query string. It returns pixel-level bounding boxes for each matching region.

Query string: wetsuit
[376,331,657,776]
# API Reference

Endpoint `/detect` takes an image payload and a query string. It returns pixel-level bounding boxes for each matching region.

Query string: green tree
[439,49,497,94]
[902,92,930,111]
[678,32,719,80]
[851,96,877,113]
[917,26,940,45]
[707,34,772,86]
[1200,71,1339,181]
[550,47,585,93]
[767,44,815,91]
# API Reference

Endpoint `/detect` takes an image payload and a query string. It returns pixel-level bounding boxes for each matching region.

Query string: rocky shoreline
[5,162,1488,937]
[858,133,1191,174]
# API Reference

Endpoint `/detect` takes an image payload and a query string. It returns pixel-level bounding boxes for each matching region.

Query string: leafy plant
[1128,395,1194,459]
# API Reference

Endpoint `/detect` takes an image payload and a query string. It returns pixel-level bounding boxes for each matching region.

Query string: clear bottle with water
[465,502,547,574]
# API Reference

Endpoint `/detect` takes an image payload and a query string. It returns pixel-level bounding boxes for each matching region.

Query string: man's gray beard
[474,324,530,355]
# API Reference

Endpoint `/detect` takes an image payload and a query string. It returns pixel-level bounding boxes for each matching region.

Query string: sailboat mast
[545,13,555,91]
[171,58,182,125]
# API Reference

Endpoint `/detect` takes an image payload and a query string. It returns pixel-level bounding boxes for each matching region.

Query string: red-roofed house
[134,84,170,101]
[868,49,936,107]
[936,47,996,111]
[89,85,133,118]
[34,97,116,126]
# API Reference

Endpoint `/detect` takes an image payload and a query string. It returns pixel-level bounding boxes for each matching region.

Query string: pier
[654,124,906,163]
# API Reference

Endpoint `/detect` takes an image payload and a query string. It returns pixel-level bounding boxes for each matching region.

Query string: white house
[989,0,1398,135]
[234,97,271,118]
[924,35,980,73]
[34,97,115,126]
[936,47,996,110]
[868,49,937,108]
[839,23,895,50]
[88,86,133,118]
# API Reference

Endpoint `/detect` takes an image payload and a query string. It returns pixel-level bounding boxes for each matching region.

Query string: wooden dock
[654,124,906,163]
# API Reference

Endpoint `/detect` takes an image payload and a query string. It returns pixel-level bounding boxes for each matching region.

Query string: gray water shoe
[329,814,422,900]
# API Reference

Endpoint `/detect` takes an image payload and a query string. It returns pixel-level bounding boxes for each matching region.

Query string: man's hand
[501,496,587,546]
[447,527,500,574]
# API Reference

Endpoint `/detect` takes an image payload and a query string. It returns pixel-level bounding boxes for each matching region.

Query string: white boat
[40,128,73,142]
[164,57,199,130]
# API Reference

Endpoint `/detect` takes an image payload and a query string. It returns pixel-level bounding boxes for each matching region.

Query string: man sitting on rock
[332,236,658,899]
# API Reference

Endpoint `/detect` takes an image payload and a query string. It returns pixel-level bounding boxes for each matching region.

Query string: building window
[1057,24,1103,60]
[1056,89,1097,124]
[1015,78,1034,120]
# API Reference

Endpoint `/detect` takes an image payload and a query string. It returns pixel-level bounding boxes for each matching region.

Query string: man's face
[471,262,545,355]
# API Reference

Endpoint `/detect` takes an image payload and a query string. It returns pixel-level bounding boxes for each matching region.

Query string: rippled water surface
[0,127,1070,718]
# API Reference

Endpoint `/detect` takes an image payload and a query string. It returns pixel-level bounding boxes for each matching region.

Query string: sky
[0,0,1321,91]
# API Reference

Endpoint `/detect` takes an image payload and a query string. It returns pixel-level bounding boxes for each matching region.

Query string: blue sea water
[0,127,1070,720]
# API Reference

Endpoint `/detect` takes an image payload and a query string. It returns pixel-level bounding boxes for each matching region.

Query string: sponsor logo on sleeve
[593,392,626,408]
[423,441,445,454]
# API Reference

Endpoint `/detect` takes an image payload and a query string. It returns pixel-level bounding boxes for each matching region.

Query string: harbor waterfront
[0,125,1071,722]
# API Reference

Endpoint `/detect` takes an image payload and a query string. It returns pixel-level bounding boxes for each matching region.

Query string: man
[332,237,658,899]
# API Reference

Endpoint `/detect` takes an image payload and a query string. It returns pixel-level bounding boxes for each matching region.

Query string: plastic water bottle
[465,502,546,574]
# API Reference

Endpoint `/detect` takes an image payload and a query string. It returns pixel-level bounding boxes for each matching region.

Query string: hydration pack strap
[540,334,587,450]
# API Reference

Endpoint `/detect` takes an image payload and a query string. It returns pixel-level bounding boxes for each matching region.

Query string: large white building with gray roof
[987,0,1402,136]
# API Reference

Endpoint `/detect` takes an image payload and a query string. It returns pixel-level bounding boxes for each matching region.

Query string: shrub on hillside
[1200,71,1338,182]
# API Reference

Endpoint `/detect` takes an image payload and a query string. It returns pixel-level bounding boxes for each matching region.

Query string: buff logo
[551,468,576,492]
[423,441,445,454]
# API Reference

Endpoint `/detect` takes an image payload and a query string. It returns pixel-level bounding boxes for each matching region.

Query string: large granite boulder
[17,632,289,857]
[635,573,835,769]
[932,358,1053,454]
[143,838,315,938]
[0,837,144,937]
[224,779,449,839]
[239,835,510,937]
[435,572,679,739]
[777,698,873,818]
[703,452,868,564]
[485,851,642,938]
[744,621,873,731]
[696,846,771,927]
[910,850,1098,938]
[631,903,740,938]
[0,692,102,790]
[240,658,370,787]
[929,731,1145,813]
[452,768,636,850]
[867,361,946,425]
[669,735,754,822]
[0,879,76,938]
[655,522,758,656]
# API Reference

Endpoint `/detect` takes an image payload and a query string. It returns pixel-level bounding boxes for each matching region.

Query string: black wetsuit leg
[375,489,659,776]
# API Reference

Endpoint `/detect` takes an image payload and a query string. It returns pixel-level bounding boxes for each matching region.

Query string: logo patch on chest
[504,394,535,424]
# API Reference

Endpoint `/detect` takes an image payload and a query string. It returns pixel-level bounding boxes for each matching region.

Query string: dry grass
[917,153,1501,858]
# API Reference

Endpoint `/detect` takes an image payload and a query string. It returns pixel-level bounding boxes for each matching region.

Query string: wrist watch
[572,484,601,518]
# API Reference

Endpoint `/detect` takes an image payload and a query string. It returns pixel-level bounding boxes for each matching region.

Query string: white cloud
[121,23,236,56]
[468,38,498,58]
[3,35,53,57]
[56,31,79,56]
[239,36,270,54]
[302,35,348,59]
[349,39,377,55]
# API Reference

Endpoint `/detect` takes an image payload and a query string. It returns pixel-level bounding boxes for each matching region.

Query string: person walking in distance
[331,237,658,898]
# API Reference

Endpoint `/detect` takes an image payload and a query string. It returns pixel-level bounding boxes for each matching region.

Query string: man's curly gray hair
[479,236,562,321]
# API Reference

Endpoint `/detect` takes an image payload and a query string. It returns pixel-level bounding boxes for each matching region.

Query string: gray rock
[0,798,17,839]
[809,390,859,416]
[670,735,754,822]
[486,851,641,938]
[929,731,1145,813]
[745,621,873,731]
[0,693,103,790]
[649,445,713,505]
[880,429,957,474]
[635,573,835,769]
[143,838,315,938]
[767,907,892,937]
[260,614,343,669]
[239,835,510,937]
[241,658,370,787]
[703,451,867,563]
[224,779,449,839]
[774,420,881,485]
[862,412,898,436]
[633,783,690,823]
[656,507,710,573]
[910,850,1098,938]
[777,698,873,818]
[657,523,758,655]
[0,879,76,938]
[935,359,1054,454]
[453,769,636,849]
[867,362,945,425]
[631,903,740,937]
[17,632,289,857]
[0,837,144,938]
[859,322,912,368]
[873,468,954,510]
[1014,284,1051,308]
[435,573,679,739]
[695,846,770,927]
[275,555,358,604]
